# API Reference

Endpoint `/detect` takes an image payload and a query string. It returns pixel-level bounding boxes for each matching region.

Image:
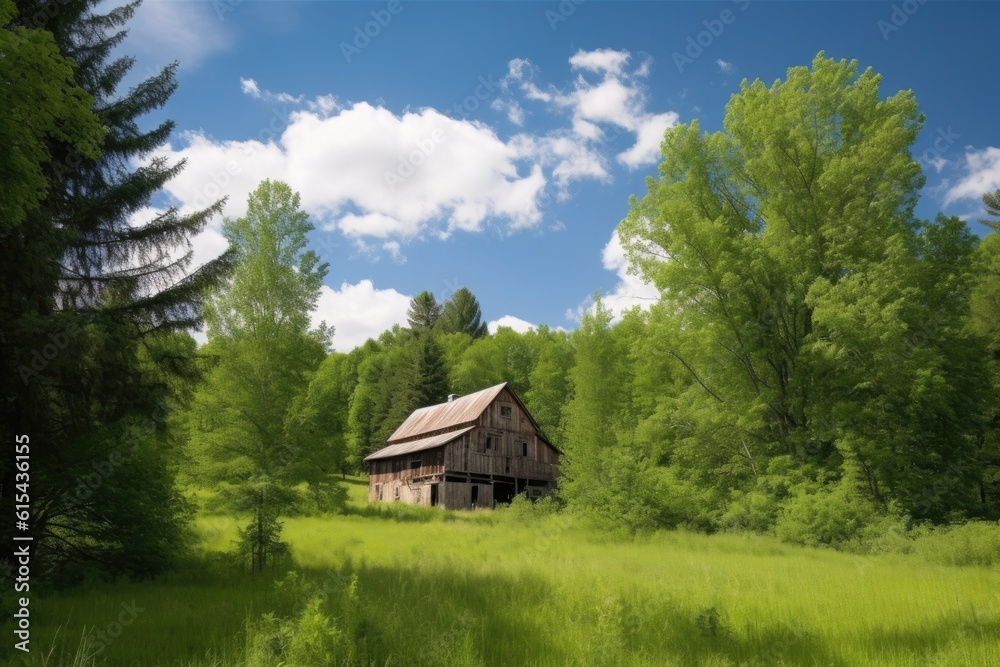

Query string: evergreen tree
[413,333,449,407]
[2,0,232,580]
[437,287,489,338]
[407,290,441,331]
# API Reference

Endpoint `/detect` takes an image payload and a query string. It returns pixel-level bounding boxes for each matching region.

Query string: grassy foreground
[12,479,1000,666]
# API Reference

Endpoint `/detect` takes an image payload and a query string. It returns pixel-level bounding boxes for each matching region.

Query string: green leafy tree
[437,287,489,338]
[619,53,989,524]
[189,180,329,572]
[523,326,574,440]
[970,190,1000,515]
[2,0,232,581]
[559,299,631,516]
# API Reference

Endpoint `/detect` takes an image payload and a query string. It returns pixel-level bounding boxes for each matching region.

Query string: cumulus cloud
[566,226,660,323]
[142,48,678,264]
[143,103,548,249]
[499,48,678,184]
[944,146,1000,206]
[488,315,536,334]
[312,280,412,352]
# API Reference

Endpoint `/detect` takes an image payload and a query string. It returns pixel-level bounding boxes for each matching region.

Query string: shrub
[912,521,1000,567]
[774,481,880,547]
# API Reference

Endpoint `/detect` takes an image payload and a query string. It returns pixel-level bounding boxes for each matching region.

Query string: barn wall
[369,477,433,505]
[367,387,561,509]
[440,480,494,510]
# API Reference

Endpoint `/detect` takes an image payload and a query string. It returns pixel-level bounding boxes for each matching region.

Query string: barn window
[505,458,510,473]
[522,442,528,457]
[485,436,492,451]
[394,486,400,500]
[410,457,421,470]
[500,405,512,419]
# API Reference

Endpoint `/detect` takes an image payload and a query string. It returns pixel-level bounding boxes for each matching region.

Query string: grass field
[11,477,1000,666]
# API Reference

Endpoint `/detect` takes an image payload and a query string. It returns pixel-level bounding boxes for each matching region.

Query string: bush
[911,521,1000,567]
[774,481,880,547]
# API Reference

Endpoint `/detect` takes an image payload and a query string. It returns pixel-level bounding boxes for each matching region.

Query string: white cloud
[123,0,234,68]
[568,48,631,76]
[717,58,735,74]
[239,77,306,105]
[488,315,536,334]
[944,146,1000,205]
[566,226,660,323]
[925,155,948,174]
[142,49,677,265]
[143,102,548,252]
[312,280,411,352]
[240,78,261,98]
[498,48,678,187]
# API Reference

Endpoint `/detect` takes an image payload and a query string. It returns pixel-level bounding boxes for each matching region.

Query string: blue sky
[121,1,1000,351]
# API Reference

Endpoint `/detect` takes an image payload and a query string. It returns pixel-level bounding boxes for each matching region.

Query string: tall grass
[9,480,1000,666]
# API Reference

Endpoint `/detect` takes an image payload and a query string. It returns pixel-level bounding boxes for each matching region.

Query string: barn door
[430,483,439,507]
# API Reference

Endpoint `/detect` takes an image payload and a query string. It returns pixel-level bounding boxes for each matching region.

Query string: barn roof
[363,425,475,461]
[386,383,508,443]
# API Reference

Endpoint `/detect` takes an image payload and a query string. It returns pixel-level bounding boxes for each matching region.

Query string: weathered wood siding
[367,387,560,509]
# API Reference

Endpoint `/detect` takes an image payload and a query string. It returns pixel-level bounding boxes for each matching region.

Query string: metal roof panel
[363,426,475,461]
[386,383,507,442]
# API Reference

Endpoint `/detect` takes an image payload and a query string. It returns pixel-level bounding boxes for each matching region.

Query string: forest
[2,0,1000,664]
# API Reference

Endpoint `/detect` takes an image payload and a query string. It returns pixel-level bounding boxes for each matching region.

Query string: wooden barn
[364,383,560,509]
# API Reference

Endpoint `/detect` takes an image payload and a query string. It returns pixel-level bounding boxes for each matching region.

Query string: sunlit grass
[15,478,1000,666]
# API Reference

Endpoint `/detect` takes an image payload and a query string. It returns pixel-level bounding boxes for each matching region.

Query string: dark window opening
[522,442,528,456]
[485,436,492,450]
[505,458,510,473]
[500,405,512,418]
[409,458,421,470]
[471,485,479,506]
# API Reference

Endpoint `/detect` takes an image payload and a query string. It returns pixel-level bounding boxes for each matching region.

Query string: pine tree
[437,287,489,338]
[407,291,441,331]
[2,0,233,580]
[413,334,449,406]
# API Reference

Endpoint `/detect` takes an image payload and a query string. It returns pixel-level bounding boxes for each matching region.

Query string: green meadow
[13,478,1000,667]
